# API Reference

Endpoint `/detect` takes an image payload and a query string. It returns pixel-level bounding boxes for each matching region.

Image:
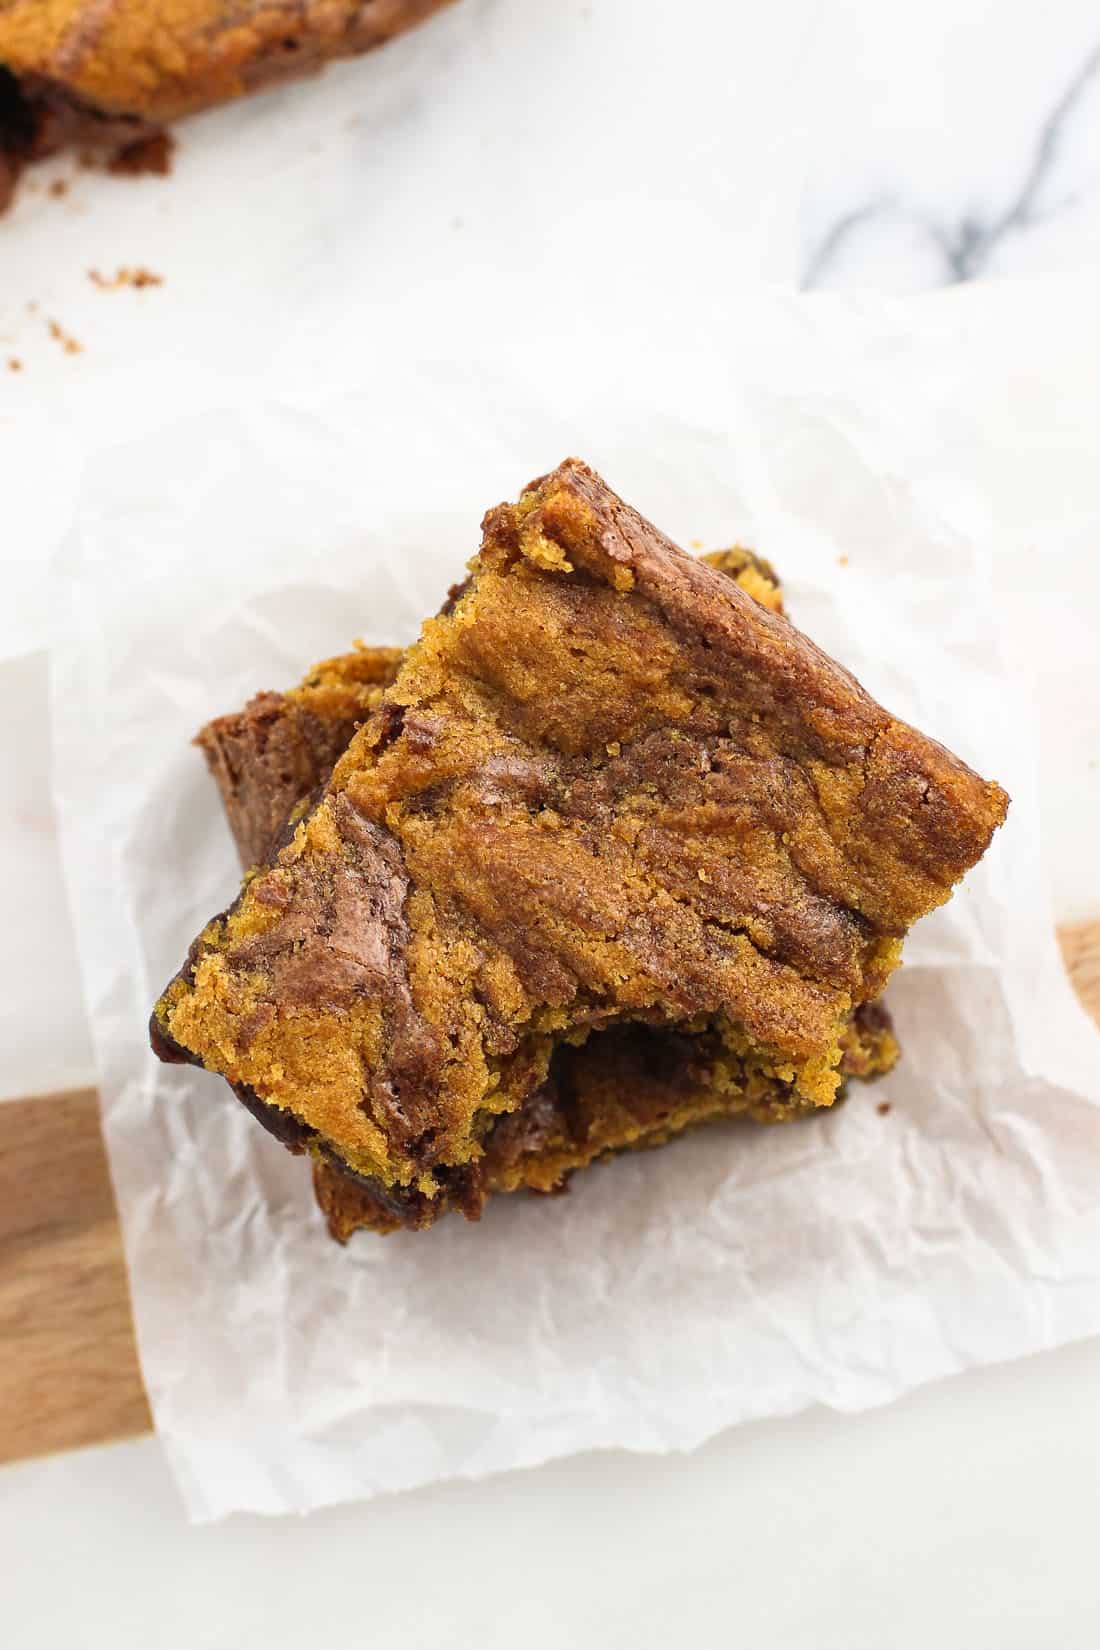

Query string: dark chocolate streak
[150,1001,479,1227]
[149,793,453,1160]
[1,68,93,148]
[150,994,320,1153]
[0,66,158,208]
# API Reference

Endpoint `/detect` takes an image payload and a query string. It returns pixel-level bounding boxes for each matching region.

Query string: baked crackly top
[198,555,778,871]
[194,545,900,1240]
[0,1,453,124]
[153,458,1008,1195]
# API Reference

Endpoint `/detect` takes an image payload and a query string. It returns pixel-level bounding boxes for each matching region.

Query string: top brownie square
[152,459,1007,1204]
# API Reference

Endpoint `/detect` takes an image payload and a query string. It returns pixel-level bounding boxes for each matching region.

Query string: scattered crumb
[8,357,22,372]
[876,1101,892,1116]
[89,265,164,290]
[108,132,175,178]
[47,319,83,356]
[48,178,69,200]
[836,554,849,567]
[74,132,174,181]
[26,300,38,314]
[690,538,704,550]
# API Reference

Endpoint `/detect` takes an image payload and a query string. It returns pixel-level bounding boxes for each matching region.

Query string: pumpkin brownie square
[152,458,1007,1233]
[194,546,898,1238]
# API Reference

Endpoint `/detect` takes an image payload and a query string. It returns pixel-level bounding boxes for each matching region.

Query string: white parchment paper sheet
[51,302,1100,1520]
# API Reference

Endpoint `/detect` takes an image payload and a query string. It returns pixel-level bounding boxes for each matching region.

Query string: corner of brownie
[195,644,403,866]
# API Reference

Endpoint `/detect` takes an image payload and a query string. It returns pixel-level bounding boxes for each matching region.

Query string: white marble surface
[6,1334,1100,1650]
[2,2,1100,1645]
[801,0,1100,289]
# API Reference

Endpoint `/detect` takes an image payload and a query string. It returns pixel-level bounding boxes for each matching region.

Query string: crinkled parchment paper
[50,303,1100,1519]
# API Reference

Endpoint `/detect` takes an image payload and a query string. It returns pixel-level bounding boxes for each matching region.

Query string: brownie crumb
[48,178,68,199]
[876,1100,892,1115]
[8,356,21,372]
[89,265,164,290]
[47,318,82,355]
[837,554,850,567]
[108,131,175,178]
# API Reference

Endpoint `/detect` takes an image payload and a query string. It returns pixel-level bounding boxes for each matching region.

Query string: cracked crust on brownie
[197,554,779,870]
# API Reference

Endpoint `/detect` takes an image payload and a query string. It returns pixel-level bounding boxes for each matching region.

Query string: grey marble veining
[801,4,1100,290]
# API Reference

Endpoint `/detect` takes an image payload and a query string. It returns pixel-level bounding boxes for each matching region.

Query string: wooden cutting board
[2,922,1098,1469]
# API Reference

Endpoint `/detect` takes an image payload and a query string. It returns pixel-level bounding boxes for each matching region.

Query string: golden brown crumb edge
[153,458,1007,1235]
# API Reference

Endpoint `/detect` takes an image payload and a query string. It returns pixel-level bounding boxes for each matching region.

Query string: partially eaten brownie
[0,0,453,211]
[153,459,1008,1235]
[313,1003,900,1237]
